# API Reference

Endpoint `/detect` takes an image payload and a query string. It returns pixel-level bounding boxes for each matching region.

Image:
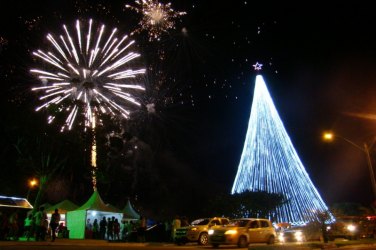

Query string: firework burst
[31,19,146,132]
[125,0,186,41]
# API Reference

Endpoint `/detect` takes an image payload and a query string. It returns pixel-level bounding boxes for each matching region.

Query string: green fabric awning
[75,190,121,213]
[122,199,140,219]
[45,199,78,214]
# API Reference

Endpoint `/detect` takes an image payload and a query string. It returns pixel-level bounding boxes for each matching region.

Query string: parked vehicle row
[174,217,276,248]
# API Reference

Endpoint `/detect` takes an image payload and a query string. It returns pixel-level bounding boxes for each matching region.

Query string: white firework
[31,19,146,132]
[125,0,186,41]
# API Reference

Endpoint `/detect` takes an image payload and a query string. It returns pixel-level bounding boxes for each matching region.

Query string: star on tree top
[253,62,263,71]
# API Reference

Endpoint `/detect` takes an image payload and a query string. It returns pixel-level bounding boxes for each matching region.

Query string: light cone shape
[232,75,334,225]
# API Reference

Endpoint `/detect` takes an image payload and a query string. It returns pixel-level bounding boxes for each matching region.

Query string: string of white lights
[232,75,335,225]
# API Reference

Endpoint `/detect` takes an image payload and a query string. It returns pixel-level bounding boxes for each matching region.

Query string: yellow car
[174,217,229,245]
[208,218,276,248]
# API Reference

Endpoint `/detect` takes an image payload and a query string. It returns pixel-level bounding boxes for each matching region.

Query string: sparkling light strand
[125,0,186,41]
[30,19,146,131]
[231,75,335,225]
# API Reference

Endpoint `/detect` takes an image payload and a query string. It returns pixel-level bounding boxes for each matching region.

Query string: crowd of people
[85,215,165,242]
[1,207,188,243]
[0,206,67,241]
[83,214,189,242]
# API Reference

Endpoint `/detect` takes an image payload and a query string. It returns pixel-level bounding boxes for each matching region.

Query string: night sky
[1,1,376,211]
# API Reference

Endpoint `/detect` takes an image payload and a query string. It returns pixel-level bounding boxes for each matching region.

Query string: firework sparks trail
[125,0,186,41]
[31,19,146,132]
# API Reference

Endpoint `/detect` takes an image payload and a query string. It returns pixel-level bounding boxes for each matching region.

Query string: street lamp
[26,178,38,201]
[322,131,376,201]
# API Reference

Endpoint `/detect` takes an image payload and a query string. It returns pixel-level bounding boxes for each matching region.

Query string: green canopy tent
[67,190,122,239]
[122,199,140,220]
[45,199,78,227]
[46,199,78,214]
[27,201,51,216]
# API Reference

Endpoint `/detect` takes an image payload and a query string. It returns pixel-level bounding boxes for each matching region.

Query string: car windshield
[228,219,249,227]
[191,218,210,225]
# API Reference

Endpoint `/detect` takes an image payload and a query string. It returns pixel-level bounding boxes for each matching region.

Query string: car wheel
[198,232,209,245]
[238,236,248,248]
[212,243,219,248]
[267,235,275,245]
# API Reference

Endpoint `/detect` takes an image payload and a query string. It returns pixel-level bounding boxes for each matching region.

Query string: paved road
[0,240,286,250]
[1,240,376,250]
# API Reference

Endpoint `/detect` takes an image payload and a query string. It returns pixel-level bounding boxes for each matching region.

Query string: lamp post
[26,178,38,201]
[322,132,376,201]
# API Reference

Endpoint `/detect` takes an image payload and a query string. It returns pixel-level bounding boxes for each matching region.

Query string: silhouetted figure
[107,217,113,240]
[137,216,147,243]
[99,217,107,239]
[113,219,120,240]
[92,219,99,239]
[34,207,47,241]
[171,215,181,241]
[8,211,19,240]
[23,214,34,241]
[50,209,61,242]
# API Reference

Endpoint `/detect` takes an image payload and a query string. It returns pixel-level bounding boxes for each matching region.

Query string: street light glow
[321,130,376,200]
[29,178,38,188]
[323,132,334,141]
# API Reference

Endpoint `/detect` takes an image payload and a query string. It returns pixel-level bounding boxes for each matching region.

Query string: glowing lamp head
[323,132,334,141]
[29,179,38,188]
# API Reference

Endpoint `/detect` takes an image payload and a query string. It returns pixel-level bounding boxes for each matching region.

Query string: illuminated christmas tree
[232,71,334,225]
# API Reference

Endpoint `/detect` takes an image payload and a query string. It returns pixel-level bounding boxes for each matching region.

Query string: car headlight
[225,230,238,235]
[294,231,304,242]
[278,233,285,242]
[347,225,356,232]
[294,231,303,237]
[208,229,214,235]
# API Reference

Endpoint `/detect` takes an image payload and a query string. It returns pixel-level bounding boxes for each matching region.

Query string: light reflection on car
[278,228,306,242]
[208,218,276,248]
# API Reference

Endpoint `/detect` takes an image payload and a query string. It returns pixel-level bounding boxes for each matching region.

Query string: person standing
[34,207,47,241]
[106,217,113,240]
[92,219,99,239]
[113,219,120,241]
[23,214,34,241]
[50,209,60,242]
[8,211,19,240]
[123,221,133,242]
[85,218,93,238]
[99,216,107,239]
[137,216,147,243]
[164,220,171,242]
[171,215,181,242]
